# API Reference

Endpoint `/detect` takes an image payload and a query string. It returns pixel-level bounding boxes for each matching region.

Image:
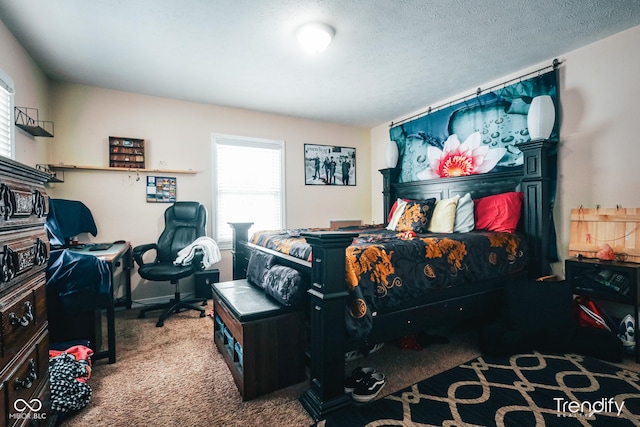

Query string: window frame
[0,69,15,159]
[211,133,286,249]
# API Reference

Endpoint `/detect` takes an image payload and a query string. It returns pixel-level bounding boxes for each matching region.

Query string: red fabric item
[387,198,410,223]
[387,200,399,223]
[49,345,94,363]
[574,296,612,331]
[474,192,524,233]
[49,345,94,382]
[397,230,416,240]
[397,335,422,351]
[49,345,93,383]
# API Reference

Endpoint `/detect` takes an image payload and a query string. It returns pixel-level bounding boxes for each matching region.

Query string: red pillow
[474,192,524,233]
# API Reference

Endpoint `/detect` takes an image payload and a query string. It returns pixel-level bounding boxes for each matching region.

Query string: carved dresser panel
[0,156,51,426]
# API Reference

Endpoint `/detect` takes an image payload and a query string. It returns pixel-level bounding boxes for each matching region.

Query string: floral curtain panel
[390,69,559,183]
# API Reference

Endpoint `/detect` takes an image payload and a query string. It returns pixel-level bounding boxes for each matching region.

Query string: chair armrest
[132,243,158,267]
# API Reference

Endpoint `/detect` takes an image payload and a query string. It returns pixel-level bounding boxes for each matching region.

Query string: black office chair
[133,202,208,327]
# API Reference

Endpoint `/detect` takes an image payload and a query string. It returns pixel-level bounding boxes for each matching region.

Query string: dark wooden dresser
[0,156,52,426]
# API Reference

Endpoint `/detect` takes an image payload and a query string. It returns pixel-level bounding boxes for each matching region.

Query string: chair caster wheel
[156,321,164,327]
[199,311,206,318]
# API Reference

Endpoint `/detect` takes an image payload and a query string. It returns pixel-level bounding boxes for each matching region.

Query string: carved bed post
[228,222,253,280]
[517,139,557,277]
[380,167,400,226]
[299,231,358,421]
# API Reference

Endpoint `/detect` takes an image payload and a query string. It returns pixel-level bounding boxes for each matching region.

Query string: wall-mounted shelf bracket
[15,107,54,137]
[35,164,64,182]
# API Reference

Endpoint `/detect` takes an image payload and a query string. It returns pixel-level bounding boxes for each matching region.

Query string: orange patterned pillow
[395,199,437,234]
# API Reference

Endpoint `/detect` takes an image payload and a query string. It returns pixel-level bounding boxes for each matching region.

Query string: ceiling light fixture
[296,22,335,54]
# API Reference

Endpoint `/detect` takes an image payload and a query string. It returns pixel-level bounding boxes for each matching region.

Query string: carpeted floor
[56,307,481,426]
[319,352,640,426]
[55,306,640,427]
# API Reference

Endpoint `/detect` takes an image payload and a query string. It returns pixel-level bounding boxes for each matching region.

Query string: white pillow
[428,195,460,233]
[453,193,475,232]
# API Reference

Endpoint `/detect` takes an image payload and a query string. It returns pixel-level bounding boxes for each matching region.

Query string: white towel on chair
[173,236,221,268]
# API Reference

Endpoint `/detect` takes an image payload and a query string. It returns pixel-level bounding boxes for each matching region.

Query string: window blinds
[0,74,13,159]
[213,135,285,246]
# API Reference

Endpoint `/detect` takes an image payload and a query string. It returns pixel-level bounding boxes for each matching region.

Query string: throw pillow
[474,191,524,233]
[262,265,308,306]
[453,193,474,232]
[386,198,408,231]
[245,250,275,288]
[428,195,460,233]
[395,198,437,234]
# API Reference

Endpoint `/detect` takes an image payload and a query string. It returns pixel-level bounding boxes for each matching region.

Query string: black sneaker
[344,367,376,393]
[351,371,386,402]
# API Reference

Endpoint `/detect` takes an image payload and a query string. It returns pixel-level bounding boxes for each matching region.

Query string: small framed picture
[304,144,356,186]
[146,176,177,203]
[122,139,134,147]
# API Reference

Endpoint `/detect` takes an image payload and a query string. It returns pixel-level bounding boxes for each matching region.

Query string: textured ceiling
[1,0,639,128]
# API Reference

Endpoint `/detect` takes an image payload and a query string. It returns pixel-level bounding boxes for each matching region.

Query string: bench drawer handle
[9,301,34,327]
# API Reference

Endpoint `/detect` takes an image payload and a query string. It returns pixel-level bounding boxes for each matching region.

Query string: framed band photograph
[304,144,356,186]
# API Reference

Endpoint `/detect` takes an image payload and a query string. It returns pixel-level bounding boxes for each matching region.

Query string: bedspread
[250,226,529,339]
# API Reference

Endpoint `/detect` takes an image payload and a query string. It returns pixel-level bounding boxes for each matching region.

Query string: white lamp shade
[527,95,555,140]
[385,140,399,168]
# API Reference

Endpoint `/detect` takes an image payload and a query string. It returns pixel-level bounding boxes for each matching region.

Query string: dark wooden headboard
[380,139,557,277]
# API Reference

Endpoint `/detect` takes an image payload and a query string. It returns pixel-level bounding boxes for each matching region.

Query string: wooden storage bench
[212,280,305,400]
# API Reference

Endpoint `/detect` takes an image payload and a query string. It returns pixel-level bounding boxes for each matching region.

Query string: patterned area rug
[318,352,640,426]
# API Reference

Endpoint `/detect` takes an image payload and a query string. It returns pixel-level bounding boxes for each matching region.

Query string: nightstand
[565,257,640,362]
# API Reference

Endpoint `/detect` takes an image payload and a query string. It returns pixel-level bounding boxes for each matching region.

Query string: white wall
[47,82,371,299]
[0,19,50,165]
[370,25,640,279]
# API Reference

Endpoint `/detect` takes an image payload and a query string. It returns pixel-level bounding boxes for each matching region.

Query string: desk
[67,242,133,363]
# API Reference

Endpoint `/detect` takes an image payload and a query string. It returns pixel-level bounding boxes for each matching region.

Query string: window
[212,134,285,248]
[0,69,14,159]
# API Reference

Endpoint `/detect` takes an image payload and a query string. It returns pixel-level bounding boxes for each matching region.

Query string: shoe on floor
[344,342,384,361]
[344,367,376,393]
[619,314,636,349]
[351,371,386,403]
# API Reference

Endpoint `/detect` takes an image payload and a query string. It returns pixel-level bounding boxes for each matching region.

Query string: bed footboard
[230,224,356,419]
[298,231,358,420]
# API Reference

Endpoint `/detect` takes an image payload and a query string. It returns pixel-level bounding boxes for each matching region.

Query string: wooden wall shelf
[38,164,197,184]
[45,164,197,179]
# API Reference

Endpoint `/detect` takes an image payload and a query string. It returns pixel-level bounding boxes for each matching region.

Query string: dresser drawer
[0,278,46,369]
[0,176,47,232]
[4,330,48,427]
[0,227,48,295]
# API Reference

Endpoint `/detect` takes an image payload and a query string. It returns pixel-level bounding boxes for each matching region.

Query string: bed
[229,140,557,420]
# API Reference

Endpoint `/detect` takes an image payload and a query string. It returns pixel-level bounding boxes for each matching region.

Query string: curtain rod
[390,58,562,128]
